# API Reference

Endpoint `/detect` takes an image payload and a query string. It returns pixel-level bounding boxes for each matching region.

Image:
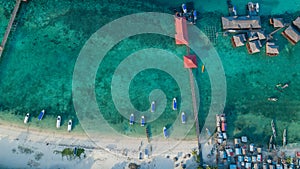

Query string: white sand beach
[0,122,200,169]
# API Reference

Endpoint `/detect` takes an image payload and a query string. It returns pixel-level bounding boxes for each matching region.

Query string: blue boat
[73,147,77,156]
[233,6,237,16]
[181,112,186,124]
[141,116,145,127]
[151,101,155,112]
[172,98,177,110]
[129,114,134,125]
[163,126,168,138]
[182,4,187,13]
[38,110,45,120]
[193,10,197,23]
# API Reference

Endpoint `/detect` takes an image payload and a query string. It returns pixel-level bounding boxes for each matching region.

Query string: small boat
[56,116,61,128]
[141,116,145,127]
[193,10,197,24]
[129,113,134,125]
[269,135,273,150]
[271,120,276,138]
[233,6,237,16]
[73,147,77,156]
[151,101,155,112]
[172,98,177,110]
[206,128,212,136]
[255,3,259,13]
[182,4,187,13]
[38,110,45,120]
[283,129,286,147]
[163,126,168,138]
[181,112,186,124]
[67,119,72,132]
[24,113,29,124]
[268,97,278,102]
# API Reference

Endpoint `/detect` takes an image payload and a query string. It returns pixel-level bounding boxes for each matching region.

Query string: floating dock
[0,0,26,59]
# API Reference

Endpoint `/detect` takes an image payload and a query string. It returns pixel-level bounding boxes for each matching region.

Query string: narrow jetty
[0,0,25,59]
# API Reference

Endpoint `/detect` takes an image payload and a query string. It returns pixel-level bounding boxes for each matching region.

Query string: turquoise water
[0,0,299,146]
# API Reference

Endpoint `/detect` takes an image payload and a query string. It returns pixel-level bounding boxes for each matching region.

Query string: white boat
[255,3,259,13]
[163,126,168,138]
[129,114,134,125]
[141,116,145,127]
[181,112,186,124]
[24,113,29,124]
[56,116,61,128]
[283,129,286,146]
[271,120,276,138]
[193,10,197,24]
[182,4,187,13]
[172,98,177,110]
[67,120,72,132]
[151,101,155,112]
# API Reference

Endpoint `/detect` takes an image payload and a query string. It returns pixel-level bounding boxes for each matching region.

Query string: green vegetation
[191,149,201,163]
[286,157,292,164]
[54,147,85,159]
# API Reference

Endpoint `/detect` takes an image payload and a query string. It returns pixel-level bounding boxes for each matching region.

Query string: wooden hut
[231,34,246,47]
[270,18,284,28]
[246,40,262,54]
[266,42,279,56]
[282,17,300,45]
[221,16,261,30]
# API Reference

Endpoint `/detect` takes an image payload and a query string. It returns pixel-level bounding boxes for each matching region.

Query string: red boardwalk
[175,16,189,45]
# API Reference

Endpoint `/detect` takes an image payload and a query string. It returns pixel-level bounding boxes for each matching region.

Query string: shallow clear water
[0,0,299,146]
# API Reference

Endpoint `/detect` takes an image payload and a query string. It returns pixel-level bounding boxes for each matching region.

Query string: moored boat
[67,119,72,132]
[283,129,286,147]
[56,116,61,128]
[182,4,187,13]
[172,98,177,110]
[181,112,186,124]
[163,126,168,138]
[129,113,134,125]
[255,3,259,13]
[151,101,155,112]
[38,110,45,120]
[24,113,29,124]
[271,120,276,138]
[193,10,197,24]
[141,116,145,127]
[233,6,237,16]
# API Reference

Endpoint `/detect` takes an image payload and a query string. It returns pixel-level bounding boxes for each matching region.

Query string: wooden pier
[0,0,24,59]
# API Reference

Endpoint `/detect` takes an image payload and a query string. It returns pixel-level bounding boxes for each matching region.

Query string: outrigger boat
[141,116,145,127]
[56,116,61,128]
[181,112,186,124]
[172,98,177,110]
[182,3,187,13]
[283,129,286,147]
[38,110,45,120]
[151,101,155,112]
[163,126,168,138]
[24,113,29,124]
[271,120,276,138]
[129,114,134,125]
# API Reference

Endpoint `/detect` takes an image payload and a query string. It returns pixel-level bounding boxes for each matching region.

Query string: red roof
[175,16,188,45]
[184,55,197,68]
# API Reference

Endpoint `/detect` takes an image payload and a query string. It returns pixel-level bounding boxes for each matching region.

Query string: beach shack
[183,55,197,68]
[247,31,266,41]
[266,42,279,56]
[175,16,188,45]
[282,17,300,45]
[246,40,262,54]
[249,143,255,152]
[270,18,284,28]
[231,34,247,47]
[221,16,261,30]
[235,147,242,155]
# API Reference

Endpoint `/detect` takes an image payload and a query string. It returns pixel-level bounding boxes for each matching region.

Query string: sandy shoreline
[0,121,200,168]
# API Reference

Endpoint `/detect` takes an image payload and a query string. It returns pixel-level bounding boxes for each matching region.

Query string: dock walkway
[0,0,24,59]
